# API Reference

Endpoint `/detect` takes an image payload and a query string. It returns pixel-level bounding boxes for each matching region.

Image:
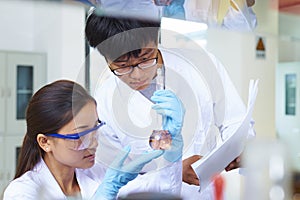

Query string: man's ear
[37,134,51,152]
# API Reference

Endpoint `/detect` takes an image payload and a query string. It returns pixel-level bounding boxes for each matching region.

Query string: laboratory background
[0,0,300,199]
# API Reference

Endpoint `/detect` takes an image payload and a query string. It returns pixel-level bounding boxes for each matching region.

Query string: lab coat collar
[34,159,99,199]
[75,168,99,199]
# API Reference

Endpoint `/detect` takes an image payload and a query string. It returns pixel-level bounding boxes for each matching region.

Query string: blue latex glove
[151,90,185,162]
[92,146,163,200]
[163,0,186,20]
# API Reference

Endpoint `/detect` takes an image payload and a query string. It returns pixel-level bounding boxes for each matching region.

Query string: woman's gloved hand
[151,90,185,162]
[92,146,163,200]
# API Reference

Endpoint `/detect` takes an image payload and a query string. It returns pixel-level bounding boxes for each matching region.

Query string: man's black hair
[85,10,161,61]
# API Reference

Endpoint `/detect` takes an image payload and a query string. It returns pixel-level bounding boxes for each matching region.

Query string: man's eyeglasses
[110,57,158,76]
[45,120,106,151]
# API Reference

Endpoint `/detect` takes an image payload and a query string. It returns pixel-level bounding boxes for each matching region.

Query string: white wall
[277,12,300,172]
[206,0,278,139]
[276,62,300,171]
[160,0,278,140]
[203,2,279,198]
[206,30,277,139]
[0,1,35,51]
[0,1,87,194]
[278,13,300,62]
[253,0,278,36]
[0,0,86,84]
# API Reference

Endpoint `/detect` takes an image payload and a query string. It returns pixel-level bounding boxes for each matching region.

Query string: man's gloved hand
[151,90,185,162]
[92,146,163,200]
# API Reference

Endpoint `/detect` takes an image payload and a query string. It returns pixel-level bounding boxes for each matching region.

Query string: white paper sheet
[191,79,259,192]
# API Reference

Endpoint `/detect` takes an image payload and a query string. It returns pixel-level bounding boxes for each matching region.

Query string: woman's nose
[89,132,99,149]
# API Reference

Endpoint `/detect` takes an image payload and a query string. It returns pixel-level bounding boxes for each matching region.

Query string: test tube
[156,67,165,90]
[149,67,171,150]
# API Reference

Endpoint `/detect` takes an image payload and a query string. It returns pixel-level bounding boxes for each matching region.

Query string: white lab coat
[221,6,257,31]
[96,0,257,31]
[3,159,106,200]
[185,0,257,31]
[93,47,255,199]
[95,0,160,20]
[94,65,183,196]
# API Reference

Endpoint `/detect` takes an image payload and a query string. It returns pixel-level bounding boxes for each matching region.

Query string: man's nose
[129,65,144,79]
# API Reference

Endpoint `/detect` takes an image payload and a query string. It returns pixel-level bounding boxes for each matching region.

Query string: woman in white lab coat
[2,80,166,200]
[85,11,255,199]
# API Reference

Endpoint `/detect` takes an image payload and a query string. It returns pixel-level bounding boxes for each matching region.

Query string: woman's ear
[37,134,51,152]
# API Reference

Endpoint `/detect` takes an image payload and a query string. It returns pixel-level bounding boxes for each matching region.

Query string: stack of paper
[191,79,259,192]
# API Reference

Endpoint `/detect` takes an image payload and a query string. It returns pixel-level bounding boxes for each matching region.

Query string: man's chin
[132,84,149,91]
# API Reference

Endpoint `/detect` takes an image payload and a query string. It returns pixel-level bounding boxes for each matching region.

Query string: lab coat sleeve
[96,124,126,168]
[94,78,183,196]
[94,77,129,167]
[97,124,183,196]
[3,178,40,200]
[207,53,256,141]
[117,160,182,197]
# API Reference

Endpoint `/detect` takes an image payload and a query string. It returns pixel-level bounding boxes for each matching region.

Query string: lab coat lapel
[35,159,100,199]
[75,168,99,199]
[34,159,67,199]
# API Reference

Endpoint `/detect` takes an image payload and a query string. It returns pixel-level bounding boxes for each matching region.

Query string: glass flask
[149,67,172,150]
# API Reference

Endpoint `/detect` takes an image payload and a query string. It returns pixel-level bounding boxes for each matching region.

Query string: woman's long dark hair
[14,80,95,179]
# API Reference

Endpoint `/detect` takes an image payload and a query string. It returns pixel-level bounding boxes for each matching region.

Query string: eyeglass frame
[44,119,106,140]
[109,55,159,76]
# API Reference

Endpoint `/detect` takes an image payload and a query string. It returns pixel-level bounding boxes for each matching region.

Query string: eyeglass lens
[114,58,157,75]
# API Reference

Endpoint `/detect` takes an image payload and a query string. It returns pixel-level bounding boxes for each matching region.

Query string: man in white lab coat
[85,7,255,200]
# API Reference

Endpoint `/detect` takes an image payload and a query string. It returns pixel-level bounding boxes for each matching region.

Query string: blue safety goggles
[45,120,106,150]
